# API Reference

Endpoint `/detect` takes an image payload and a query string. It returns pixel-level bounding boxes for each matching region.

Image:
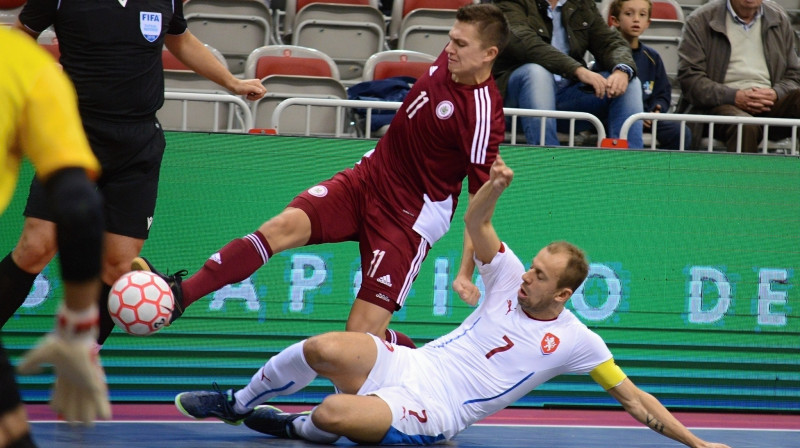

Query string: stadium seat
[244,45,348,135]
[183,0,274,75]
[362,49,436,81]
[0,0,24,26]
[391,0,477,56]
[162,45,229,91]
[289,1,386,85]
[282,0,379,38]
[388,0,476,41]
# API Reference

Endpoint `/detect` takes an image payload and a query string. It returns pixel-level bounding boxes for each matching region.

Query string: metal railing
[163,91,254,133]
[270,98,607,145]
[620,112,800,154]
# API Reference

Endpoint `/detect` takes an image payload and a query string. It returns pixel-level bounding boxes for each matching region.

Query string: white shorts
[358,334,457,445]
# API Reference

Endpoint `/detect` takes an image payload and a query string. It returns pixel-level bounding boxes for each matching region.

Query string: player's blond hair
[545,241,589,292]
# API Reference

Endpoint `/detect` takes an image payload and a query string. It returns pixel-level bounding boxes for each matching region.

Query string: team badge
[140,12,162,43]
[540,332,560,355]
[436,101,454,119]
[307,185,328,197]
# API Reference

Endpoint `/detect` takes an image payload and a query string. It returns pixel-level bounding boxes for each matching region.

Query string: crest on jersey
[308,185,328,197]
[436,101,454,120]
[140,12,162,43]
[540,332,560,355]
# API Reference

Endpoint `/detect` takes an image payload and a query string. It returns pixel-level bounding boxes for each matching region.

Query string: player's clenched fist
[17,304,111,425]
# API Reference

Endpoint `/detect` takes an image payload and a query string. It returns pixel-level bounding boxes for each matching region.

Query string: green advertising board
[2,132,798,410]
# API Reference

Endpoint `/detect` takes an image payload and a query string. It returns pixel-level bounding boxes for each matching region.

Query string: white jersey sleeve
[562,327,614,374]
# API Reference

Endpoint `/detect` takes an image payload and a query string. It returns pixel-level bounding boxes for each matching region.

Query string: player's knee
[259,208,310,251]
[302,333,341,369]
[312,395,348,431]
[13,223,57,272]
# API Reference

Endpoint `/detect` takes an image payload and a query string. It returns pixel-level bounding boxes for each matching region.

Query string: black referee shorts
[24,116,166,240]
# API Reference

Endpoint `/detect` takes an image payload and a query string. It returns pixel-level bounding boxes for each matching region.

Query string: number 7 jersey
[361,49,505,245]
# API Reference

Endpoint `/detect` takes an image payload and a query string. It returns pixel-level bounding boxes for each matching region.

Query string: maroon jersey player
[135,4,510,346]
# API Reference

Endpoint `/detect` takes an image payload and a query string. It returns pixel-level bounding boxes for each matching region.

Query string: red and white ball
[108,271,174,336]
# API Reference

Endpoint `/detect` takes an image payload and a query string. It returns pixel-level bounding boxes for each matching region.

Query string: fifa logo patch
[436,101,454,120]
[540,332,559,355]
[307,185,328,197]
[140,12,162,43]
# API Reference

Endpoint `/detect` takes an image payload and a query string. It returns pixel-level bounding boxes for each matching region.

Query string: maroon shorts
[288,168,430,312]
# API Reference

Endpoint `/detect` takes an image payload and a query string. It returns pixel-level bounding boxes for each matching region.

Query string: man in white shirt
[172,157,732,448]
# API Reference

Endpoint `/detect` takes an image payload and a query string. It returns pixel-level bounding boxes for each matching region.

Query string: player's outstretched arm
[453,197,480,306]
[164,31,266,101]
[463,156,513,264]
[607,379,731,448]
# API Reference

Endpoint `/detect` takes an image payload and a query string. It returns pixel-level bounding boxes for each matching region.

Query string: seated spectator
[610,0,692,149]
[677,0,800,152]
[493,0,644,148]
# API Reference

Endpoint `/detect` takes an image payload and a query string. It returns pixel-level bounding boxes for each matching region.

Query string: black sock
[0,253,38,328]
[96,282,114,344]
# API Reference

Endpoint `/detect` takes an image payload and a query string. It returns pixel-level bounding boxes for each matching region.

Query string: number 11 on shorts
[367,249,385,278]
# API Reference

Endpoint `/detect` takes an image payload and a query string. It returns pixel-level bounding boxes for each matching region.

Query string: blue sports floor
[26,405,800,447]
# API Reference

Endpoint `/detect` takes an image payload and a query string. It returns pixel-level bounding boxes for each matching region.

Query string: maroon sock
[182,232,272,306]
[385,329,417,349]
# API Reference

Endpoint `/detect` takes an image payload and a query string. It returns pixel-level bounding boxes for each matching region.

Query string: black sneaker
[131,256,186,324]
[244,405,308,439]
[174,383,251,425]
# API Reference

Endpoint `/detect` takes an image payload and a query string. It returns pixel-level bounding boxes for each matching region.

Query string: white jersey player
[174,156,732,448]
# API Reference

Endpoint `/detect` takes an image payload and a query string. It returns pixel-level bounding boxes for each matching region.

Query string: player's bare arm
[464,157,513,265]
[164,32,265,100]
[607,379,732,448]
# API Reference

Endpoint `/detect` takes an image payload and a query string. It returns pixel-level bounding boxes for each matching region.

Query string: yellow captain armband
[589,358,627,390]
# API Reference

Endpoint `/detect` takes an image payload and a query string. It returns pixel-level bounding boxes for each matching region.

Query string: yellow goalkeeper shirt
[0,27,99,214]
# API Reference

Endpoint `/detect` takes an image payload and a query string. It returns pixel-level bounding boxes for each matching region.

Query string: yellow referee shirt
[0,27,99,214]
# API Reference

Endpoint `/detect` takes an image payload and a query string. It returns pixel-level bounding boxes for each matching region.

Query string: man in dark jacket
[677,0,800,152]
[493,0,644,148]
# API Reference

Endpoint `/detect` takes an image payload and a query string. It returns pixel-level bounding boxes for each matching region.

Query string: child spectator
[610,0,691,149]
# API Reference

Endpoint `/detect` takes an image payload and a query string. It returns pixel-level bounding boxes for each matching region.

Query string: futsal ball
[108,271,174,336]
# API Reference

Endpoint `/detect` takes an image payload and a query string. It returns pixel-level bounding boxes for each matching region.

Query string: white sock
[233,340,316,413]
[293,409,339,444]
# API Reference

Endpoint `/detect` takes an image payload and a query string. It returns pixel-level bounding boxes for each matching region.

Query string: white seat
[388,0,476,41]
[362,49,435,81]
[254,75,348,135]
[244,44,340,79]
[282,0,380,38]
[184,0,274,75]
[290,2,386,84]
[0,0,25,26]
[397,8,456,57]
[244,45,348,135]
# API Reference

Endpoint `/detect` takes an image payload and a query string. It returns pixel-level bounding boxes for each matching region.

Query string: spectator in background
[1,0,266,344]
[610,0,692,149]
[492,0,644,148]
[1,27,109,446]
[677,0,800,152]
